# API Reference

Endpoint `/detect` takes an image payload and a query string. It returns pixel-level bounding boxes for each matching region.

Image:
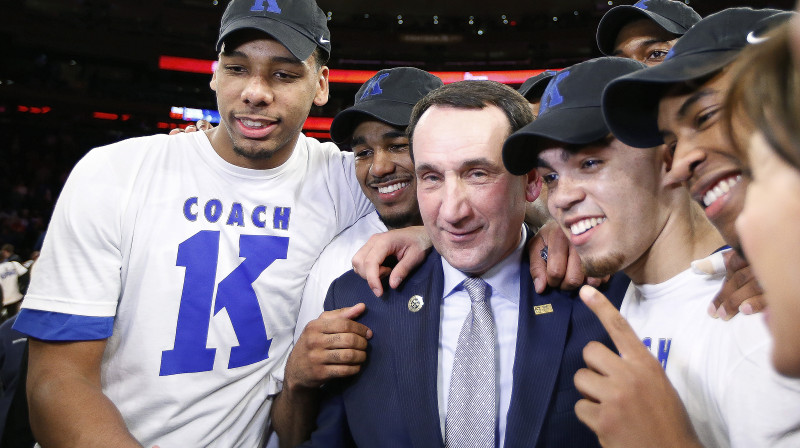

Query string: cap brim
[217,16,317,61]
[329,100,415,144]
[502,107,609,175]
[597,7,684,55]
[603,49,740,148]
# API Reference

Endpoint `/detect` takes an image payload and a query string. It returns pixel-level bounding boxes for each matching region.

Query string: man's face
[351,120,420,229]
[413,105,538,276]
[537,138,666,278]
[737,132,800,377]
[613,19,678,66]
[658,70,745,249]
[209,32,329,170]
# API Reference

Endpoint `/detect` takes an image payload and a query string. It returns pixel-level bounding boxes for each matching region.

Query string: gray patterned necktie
[445,277,496,448]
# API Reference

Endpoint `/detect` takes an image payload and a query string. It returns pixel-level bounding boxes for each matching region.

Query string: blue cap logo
[249,0,281,13]
[538,71,570,116]
[360,73,390,100]
[633,0,650,10]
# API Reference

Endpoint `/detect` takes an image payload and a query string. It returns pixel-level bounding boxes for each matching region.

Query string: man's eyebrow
[536,156,553,170]
[383,130,408,140]
[676,89,716,121]
[220,50,303,66]
[350,136,366,147]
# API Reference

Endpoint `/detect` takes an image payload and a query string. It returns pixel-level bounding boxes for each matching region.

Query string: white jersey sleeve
[20,140,135,318]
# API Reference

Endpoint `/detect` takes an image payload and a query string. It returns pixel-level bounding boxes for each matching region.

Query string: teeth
[378,182,408,194]
[570,217,606,236]
[702,175,741,207]
[240,118,265,128]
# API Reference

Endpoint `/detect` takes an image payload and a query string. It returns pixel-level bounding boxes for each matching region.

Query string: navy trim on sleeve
[12,309,113,341]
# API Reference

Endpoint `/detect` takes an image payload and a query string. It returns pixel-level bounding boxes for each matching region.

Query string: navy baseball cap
[518,70,557,101]
[603,7,793,149]
[502,57,646,175]
[596,0,701,55]
[329,67,443,144]
[217,0,331,61]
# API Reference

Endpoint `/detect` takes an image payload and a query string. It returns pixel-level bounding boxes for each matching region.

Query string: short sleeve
[17,147,128,338]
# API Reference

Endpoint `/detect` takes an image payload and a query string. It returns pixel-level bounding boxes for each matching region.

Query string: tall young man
[13,1,374,446]
[503,55,800,447]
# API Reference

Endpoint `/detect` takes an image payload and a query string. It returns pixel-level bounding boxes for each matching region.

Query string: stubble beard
[581,251,626,278]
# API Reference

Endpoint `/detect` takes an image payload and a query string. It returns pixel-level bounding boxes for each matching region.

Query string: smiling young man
[596,0,701,66]
[12,1,374,447]
[604,7,792,317]
[271,67,442,447]
[504,55,800,447]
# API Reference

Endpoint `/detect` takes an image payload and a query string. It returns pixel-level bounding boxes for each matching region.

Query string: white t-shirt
[621,251,800,448]
[292,211,386,343]
[0,261,27,305]
[16,131,372,448]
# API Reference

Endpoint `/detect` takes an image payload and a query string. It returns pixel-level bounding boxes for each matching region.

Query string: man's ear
[525,169,543,202]
[313,66,330,107]
[209,69,218,92]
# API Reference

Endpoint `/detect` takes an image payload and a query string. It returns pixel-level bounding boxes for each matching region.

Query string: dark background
[0,0,793,259]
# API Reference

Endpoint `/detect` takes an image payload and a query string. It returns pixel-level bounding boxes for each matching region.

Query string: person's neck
[625,200,724,285]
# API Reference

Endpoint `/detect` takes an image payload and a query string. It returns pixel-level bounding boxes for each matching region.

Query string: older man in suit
[303,80,628,448]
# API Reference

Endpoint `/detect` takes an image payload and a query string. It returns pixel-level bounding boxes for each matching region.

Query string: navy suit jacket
[304,249,629,448]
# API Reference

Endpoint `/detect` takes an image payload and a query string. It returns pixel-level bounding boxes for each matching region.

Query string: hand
[574,286,702,448]
[285,304,373,390]
[351,226,432,297]
[167,120,214,135]
[709,250,765,320]
[529,221,607,293]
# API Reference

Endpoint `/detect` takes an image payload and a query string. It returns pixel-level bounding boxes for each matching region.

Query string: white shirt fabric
[0,261,27,305]
[438,226,526,448]
[292,211,387,344]
[621,250,800,448]
[17,131,372,447]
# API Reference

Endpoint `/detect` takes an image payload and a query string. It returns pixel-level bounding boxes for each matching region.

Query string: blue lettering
[250,0,281,13]
[273,207,291,230]
[160,232,289,376]
[252,205,267,228]
[183,197,198,222]
[360,73,390,100]
[204,199,223,223]
[539,71,570,115]
[642,337,652,350]
[634,0,650,10]
[657,338,672,369]
[226,203,245,227]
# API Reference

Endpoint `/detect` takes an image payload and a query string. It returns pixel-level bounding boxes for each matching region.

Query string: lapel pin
[533,304,554,315]
[408,295,424,312]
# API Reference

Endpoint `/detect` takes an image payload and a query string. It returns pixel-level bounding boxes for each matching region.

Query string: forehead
[614,18,675,49]
[658,70,731,123]
[352,119,405,140]
[221,31,296,59]
[412,105,508,162]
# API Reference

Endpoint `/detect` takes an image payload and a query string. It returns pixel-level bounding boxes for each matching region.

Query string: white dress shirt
[437,226,526,448]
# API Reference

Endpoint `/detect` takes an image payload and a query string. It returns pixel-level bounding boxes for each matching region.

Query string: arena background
[0,0,792,259]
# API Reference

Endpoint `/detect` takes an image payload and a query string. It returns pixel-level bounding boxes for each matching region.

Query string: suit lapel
[391,253,446,448]
[504,257,574,447]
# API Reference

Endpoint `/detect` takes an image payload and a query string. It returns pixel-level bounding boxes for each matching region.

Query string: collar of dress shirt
[440,225,527,305]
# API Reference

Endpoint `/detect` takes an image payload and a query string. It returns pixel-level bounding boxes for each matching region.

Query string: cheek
[416,190,438,223]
